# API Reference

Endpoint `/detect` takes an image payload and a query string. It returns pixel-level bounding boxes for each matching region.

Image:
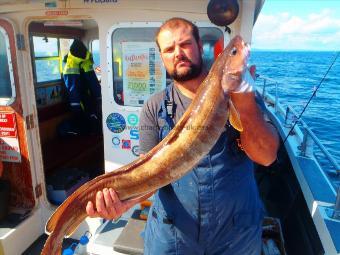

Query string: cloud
[252,9,340,50]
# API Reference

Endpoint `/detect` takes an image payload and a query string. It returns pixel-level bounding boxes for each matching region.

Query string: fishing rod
[281,51,340,145]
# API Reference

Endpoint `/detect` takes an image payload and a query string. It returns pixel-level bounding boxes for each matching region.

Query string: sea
[250,51,340,172]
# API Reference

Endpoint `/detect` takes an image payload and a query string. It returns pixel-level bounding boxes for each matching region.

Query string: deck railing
[255,74,340,220]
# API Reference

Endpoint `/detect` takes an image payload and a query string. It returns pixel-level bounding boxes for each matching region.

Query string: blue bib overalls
[143,85,264,255]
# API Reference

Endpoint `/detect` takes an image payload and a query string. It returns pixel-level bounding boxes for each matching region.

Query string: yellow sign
[122,42,165,106]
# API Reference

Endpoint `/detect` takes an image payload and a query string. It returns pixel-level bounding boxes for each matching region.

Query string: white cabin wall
[0,0,248,209]
[84,26,99,47]
[0,0,248,200]
[0,1,260,251]
[238,0,256,44]
[0,3,241,173]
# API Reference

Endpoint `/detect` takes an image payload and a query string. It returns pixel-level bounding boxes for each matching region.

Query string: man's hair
[155,17,200,50]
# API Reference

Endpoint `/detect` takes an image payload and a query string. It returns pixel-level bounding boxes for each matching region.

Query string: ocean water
[250,51,340,168]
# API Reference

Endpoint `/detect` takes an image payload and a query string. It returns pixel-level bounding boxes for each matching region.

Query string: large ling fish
[41,35,250,255]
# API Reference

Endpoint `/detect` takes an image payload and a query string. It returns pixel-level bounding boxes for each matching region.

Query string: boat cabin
[0,1,255,253]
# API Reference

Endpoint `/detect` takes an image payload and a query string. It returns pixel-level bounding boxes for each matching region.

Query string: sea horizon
[252,48,339,52]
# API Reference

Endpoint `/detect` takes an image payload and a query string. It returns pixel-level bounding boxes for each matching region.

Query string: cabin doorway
[28,19,104,205]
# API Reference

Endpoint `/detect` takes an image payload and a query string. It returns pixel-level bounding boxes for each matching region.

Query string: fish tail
[41,231,62,255]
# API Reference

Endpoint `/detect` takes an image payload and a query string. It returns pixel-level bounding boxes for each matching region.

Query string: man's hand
[86,188,154,220]
[230,64,279,166]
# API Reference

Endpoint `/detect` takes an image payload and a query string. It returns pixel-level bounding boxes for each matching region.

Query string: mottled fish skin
[41,35,249,255]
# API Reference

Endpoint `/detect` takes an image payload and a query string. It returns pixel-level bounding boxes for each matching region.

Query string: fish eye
[230,47,237,56]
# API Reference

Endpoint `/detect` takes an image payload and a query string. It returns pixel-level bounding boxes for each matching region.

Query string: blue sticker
[112,136,120,147]
[130,129,139,140]
[132,145,140,157]
[127,114,139,126]
[106,113,126,133]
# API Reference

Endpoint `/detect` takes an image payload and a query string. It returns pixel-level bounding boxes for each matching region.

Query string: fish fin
[45,216,56,234]
[229,100,243,132]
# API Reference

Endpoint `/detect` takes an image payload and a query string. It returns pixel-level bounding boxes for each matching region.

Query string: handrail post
[284,106,298,132]
[262,79,266,97]
[275,82,278,113]
[300,128,314,157]
[284,107,293,127]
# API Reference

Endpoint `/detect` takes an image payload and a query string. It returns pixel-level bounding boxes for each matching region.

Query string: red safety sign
[45,10,69,16]
[0,112,21,162]
[0,112,17,138]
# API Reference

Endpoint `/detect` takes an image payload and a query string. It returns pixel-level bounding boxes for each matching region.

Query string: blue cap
[62,247,74,255]
[62,243,77,255]
[79,235,89,245]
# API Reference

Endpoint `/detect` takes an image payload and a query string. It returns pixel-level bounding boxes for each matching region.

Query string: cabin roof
[0,0,265,26]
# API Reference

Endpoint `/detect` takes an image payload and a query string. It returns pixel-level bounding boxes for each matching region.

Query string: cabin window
[199,27,224,68]
[0,27,15,105]
[111,26,223,107]
[91,39,100,69]
[32,36,74,84]
[32,36,60,83]
[31,36,74,107]
[90,39,101,82]
[111,27,166,107]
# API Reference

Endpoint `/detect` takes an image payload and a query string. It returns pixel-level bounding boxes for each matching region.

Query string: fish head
[220,35,250,95]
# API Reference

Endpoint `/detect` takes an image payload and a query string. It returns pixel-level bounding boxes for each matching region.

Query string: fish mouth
[226,69,243,80]
[228,73,242,81]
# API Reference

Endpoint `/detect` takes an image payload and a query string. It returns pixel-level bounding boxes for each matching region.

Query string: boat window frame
[90,38,100,67]
[30,34,74,86]
[107,22,227,110]
[0,26,16,106]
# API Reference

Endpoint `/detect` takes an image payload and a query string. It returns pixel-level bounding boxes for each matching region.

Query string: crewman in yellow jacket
[62,39,101,135]
[80,50,102,119]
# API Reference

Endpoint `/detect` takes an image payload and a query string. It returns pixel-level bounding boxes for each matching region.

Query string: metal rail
[256,75,340,219]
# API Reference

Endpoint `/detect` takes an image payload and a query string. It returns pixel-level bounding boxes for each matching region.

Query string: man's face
[157,26,203,82]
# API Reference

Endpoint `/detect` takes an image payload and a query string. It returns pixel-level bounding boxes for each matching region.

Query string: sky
[252,0,340,51]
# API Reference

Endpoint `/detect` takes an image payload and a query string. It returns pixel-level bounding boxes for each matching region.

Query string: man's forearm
[230,92,279,166]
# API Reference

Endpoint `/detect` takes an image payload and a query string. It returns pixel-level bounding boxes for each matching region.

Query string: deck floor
[0,210,31,236]
[22,234,78,255]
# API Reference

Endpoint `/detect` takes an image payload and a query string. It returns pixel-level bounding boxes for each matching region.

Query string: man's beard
[170,57,202,82]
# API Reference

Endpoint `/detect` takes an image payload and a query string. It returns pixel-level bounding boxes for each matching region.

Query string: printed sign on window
[122,42,166,106]
[0,112,21,162]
